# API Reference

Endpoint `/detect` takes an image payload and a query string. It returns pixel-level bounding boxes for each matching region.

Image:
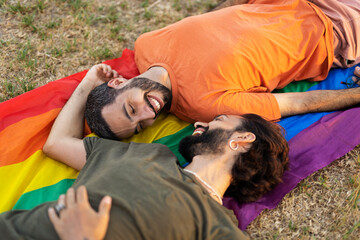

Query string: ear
[228,132,256,151]
[107,77,128,89]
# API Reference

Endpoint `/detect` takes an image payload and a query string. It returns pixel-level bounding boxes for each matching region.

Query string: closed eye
[214,114,227,121]
[129,104,135,114]
[214,116,223,121]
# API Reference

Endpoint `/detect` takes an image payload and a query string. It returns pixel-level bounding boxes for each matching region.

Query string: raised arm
[43,64,118,170]
[274,67,360,117]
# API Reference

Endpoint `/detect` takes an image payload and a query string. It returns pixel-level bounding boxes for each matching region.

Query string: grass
[0,0,217,101]
[1,0,360,239]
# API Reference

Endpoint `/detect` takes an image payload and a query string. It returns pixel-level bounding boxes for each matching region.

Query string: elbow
[42,138,56,157]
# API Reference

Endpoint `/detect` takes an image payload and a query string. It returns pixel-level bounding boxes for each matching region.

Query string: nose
[194,121,208,129]
[133,103,157,129]
[138,102,156,120]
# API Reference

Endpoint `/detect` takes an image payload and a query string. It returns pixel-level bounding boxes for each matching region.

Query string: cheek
[113,126,134,139]
[129,90,145,103]
[143,119,156,128]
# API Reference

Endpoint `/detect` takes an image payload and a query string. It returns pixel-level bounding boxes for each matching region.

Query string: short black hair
[85,82,121,140]
[84,77,172,140]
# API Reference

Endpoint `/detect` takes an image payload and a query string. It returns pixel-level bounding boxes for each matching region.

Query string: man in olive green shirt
[0,112,288,239]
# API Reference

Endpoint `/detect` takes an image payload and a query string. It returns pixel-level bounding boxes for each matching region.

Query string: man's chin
[178,133,209,163]
[178,136,198,163]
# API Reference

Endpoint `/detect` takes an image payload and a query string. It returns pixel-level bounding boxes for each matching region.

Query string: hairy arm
[274,68,360,117]
[43,64,118,170]
[274,88,360,117]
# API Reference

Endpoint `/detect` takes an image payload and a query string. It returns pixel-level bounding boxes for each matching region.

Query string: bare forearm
[43,64,118,170]
[43,80,93,169]
[274,88,360,117]
[49,81,93,139]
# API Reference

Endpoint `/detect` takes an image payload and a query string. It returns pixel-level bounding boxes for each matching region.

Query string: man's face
[179,115,243,162]
[102,77,171,139]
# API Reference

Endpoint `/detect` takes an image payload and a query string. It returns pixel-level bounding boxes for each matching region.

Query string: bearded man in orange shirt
[47,0,360,145]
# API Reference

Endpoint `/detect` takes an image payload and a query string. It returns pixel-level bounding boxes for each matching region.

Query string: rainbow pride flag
[1,49,359,230]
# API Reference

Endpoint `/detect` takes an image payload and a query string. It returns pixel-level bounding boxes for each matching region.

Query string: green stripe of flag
[154,124,194,167]
[272,81,319,93]
[13,178,76,210]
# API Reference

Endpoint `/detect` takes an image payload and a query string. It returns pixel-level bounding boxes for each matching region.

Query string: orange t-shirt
[134,0,334,122]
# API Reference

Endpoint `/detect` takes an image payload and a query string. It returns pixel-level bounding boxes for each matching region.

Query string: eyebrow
[214,114,228,119]
[123,103,139,135]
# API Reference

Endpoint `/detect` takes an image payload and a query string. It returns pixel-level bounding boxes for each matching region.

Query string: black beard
[178,128,233,163]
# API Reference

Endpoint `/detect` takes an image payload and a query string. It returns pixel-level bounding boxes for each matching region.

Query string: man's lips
[147,95,164,114]
[192,127,206,136]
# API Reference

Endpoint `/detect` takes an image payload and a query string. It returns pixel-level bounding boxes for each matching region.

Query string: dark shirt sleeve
[83,136,100,158]
[0,202,59,239]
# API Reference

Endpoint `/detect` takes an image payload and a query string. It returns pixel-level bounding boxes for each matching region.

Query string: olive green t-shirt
[80,137,249,239]
[0,137,249,240]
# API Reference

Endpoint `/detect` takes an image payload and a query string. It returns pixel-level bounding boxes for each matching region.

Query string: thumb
[98,196,112,217]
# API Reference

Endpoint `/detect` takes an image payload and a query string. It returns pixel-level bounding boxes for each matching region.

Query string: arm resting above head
[43,64,119,171]
[42,79,92,171]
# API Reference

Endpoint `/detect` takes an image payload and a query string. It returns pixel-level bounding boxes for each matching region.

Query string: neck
[139,66,172,90]
[184,155,234,204]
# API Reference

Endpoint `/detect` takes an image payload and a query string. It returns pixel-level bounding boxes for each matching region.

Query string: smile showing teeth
[153,99,160,111]
[148,96,161,113]
[192,129,204,136]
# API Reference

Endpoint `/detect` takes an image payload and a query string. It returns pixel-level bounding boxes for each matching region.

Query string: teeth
[192,130,203,136]
[153,99,160,111]
[149,97,161,112]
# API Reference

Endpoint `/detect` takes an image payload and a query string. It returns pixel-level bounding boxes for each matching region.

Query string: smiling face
[178,115,244,162]
[101,77,172,139]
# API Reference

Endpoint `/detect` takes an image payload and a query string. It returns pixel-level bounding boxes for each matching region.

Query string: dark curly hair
[225,114,289,203]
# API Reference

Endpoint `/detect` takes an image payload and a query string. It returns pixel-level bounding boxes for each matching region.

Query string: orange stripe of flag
[0,108,61,167]
[0,76,83,132]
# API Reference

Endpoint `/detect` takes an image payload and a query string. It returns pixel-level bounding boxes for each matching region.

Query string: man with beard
[43,63,172,170]
[82,0,360,142]
[1,113,288,240]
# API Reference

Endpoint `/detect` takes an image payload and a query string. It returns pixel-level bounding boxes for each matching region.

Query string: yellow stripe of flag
[0,150,78,213]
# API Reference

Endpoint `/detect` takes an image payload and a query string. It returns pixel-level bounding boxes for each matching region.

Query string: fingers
[98,64,118,78]
[354,66,360,78]
[104,65,112,77]
[66,186,91,206]
[48,207,60,226]
[66,188,76,206]
[58,194,66,206]
[48,193,65,225]
[98,195,112,217]
[112,70,119,78]
[352,76,359,83]
[76,185,88,204]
